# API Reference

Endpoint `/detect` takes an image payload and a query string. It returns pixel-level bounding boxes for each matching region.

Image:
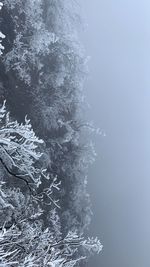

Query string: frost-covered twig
[0,2,5,56]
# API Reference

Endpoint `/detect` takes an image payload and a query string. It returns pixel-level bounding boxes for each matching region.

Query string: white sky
[81,1,150,266]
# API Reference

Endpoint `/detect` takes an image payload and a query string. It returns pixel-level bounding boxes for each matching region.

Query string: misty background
[81,1,150,267]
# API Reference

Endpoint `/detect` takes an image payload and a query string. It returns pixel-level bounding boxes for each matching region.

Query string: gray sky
[81,1,150,266]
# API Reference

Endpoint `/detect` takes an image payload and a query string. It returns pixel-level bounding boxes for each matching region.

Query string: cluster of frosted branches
[0,223,102,267]
[0,101,43,186]
[0,101,61,210]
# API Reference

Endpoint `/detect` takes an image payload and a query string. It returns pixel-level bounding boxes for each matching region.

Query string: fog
[82,1,150,266]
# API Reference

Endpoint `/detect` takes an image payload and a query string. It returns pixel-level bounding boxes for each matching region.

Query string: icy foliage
[3,0,22,10]
[4,0,60,84]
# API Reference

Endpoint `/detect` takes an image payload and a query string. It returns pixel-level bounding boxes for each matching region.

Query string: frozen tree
[0,1,103,265]
[0,103,102,266]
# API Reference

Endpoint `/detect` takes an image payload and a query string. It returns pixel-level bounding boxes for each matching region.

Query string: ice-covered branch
[0,101,43,188]
[0,2,5,56]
